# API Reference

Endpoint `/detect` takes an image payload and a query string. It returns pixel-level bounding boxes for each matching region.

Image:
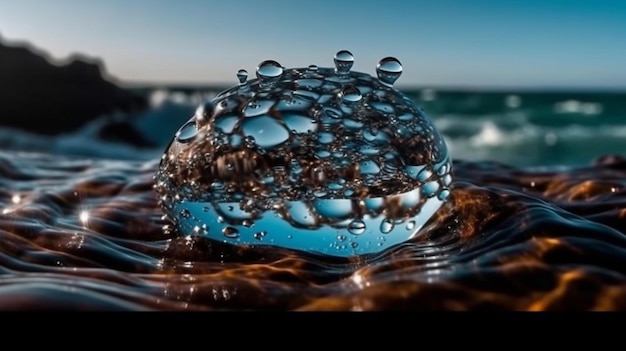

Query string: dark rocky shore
[0,35,153,147]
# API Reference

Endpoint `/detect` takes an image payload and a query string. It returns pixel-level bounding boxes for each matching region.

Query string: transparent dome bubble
[154,52,452,258]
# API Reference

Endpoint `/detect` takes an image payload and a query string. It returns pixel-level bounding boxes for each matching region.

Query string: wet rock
[0,36,147,136]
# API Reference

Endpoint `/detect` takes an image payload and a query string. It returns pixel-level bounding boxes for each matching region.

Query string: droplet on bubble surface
[376,57,403,87]
[256,60,283,89]
[242,116,290,148]
[175,121,198,143]
[348,220,366,235]
[154,51,452,258]
[438,188,451,201]
[339,85,362,106]
[333,50,354,75]
[222,226,240,239]
[237,69,248,84]
[380,218,395,234]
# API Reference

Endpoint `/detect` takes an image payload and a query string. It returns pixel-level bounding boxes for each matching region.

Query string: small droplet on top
[376,57,403,87]
[236,69,248,84]
[307,64,318,72]
[256,60,284,89]
[339,85,362,106]
[334,50,354,75]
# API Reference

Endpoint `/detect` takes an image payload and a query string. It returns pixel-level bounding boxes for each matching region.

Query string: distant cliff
[0,36,148,137]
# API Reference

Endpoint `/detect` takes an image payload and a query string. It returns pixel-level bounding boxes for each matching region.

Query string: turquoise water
[123,87,626,168]
[1,86,622,169]
[410,89,626,167]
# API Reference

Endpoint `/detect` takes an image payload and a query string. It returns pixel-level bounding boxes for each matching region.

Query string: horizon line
[3,35,625,94]
[119,79,626,93]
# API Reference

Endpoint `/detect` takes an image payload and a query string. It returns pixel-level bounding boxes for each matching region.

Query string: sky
[1,0,625,89]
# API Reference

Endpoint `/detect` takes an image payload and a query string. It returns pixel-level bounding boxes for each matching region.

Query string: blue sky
[1,0,625,88]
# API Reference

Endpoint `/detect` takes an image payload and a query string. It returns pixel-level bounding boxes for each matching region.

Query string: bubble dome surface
[154,51,452,258]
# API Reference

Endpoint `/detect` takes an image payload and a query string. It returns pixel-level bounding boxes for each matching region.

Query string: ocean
[5,87,624,168]
[1,86,625,310]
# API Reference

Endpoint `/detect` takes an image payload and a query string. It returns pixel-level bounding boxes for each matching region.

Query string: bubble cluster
[154,50,452,257]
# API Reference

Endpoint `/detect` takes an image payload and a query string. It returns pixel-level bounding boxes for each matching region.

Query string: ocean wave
[1,88,623,168]
[2,151,626,310]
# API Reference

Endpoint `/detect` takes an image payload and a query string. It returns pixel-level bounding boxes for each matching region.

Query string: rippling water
[2,150,625,310]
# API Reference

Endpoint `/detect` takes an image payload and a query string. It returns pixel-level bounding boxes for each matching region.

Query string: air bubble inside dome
[154,54,452,258]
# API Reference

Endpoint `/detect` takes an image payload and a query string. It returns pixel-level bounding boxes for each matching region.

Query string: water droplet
[370,102,394,114]
[348,219,366,235]
[256,60,283,89]
[316,150,331,158]
[307,64,318,72]
[423,181,440,198]
[287,201,317,227]
[437,162,449,176]
[243,99,274,117]
[176,121,198,143]
[398,113,413,121]
[334,50,354,75]
[222,227,240,238]
[237,69,248,84]
[244,135,256,148]
[380,218,395,234]
[339,85,362,106]
[406,221,416,230]
[254,231,267,240]
[284,113,318,134]
[417,167,433,182]
[359,160,381,175]
[242,116,290,148]
[215,115,239,134]
[210,183,224,191]
[437,188,450,201]
[376,57,403,87]
[323,107,343,120]
[155,51,453,258]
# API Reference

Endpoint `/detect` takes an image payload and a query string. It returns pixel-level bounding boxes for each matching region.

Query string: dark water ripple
[1,151,626,310]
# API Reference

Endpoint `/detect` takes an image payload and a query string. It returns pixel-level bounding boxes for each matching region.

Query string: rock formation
[0,35,148,140]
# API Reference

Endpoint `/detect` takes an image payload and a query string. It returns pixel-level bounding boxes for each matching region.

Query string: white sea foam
[0,88,621,168]
[554,100,603,115]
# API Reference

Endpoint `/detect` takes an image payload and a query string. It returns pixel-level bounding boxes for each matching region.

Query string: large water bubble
[154,51,452,258]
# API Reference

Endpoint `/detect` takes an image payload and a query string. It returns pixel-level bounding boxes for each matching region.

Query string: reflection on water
[1,151,626,310]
